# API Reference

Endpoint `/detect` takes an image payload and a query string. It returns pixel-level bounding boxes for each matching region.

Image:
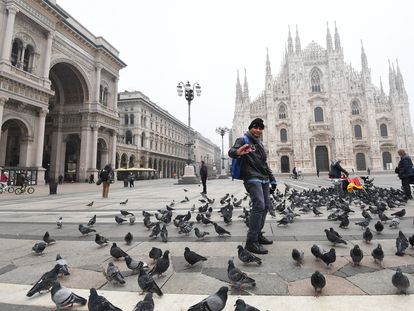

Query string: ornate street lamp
[215,126,229,176]
[177,81,201,183]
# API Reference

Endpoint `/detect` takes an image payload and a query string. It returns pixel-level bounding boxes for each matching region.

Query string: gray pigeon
[87,214,96,227]
[43,231,56,245]
[311,270,326,296]
[27,264,60,297]
[88,288,122,311]
[78,224,96,235]
[311,244,322,260]
[184,247,207,266]
[149,222,161,238]
[56,254,70,276]
[95,233,109,247]
[125,255,148,273]
[124,232,133,245]
[110,242,128,259]
[363,227,373,243]
[227,259,256,287]
[237,245,262,265]
[133,292,154,311]
[160,224,168,242]
[32,241,47,255]
[129,215,136,225]
[324,229,347,245]
[292,248,304,265]
[188,286,228,311]
[392,268,410,294]
[396,230,409,256]
[371,243,384,265]
[149,250,170,277]
[234,298,260,311]
[51,281,86,309]
[56,216,63,229]
[350,245,363,266]
[137,262,163,296]
[105,262,125,285]
[115,215,127,224]
[194,227,210,239]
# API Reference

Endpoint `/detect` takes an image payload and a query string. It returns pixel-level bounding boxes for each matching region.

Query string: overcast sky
[58,0,414,151]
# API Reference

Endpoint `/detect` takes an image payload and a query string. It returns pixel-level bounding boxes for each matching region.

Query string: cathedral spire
[380,76,385,96]
[361,40,368,69]
[243,68,249,100]
[295,25,301,54]
[388,59,396,96]
[287,25,294,55]
[266,47,272,78]
[326,22,333,52]
[235,69,242,104]
[395,59,407,96]
[334,21,341,51]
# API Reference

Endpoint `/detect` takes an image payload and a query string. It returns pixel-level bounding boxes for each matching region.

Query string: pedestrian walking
[367,167,371,175]
[200,161,208,194]
[128,172,135,188]
[395,149,414,199]
[99,164,114,198]
[316,167,320,178]
[228,118,276,255]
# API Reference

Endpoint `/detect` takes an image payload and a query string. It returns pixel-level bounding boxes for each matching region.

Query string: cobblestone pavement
[0,175,413,310]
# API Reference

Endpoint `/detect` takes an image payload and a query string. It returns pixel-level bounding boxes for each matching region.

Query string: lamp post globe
[215,126,229,177]
[177,81,201,184]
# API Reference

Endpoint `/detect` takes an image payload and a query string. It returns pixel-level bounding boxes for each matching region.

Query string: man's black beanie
[248,118,265,130]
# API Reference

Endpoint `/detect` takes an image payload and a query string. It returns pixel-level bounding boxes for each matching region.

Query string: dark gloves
[270,184,277,194]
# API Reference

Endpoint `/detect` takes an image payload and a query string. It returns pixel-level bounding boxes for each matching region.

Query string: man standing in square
[228,118,276,254]
[200,160,208,194]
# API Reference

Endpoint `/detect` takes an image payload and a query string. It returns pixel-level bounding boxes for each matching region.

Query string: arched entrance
[281,156,290,173]
[382,151,392,170]
[97,138,108,170]
[1,119,30,167]
[121,153,128,168]
[315,146,329,171]
[64,135,80,182]
[356,153,366,171]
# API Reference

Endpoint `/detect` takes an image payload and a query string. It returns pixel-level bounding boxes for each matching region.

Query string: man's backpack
[231,135,249,180]
[100,169,109,181]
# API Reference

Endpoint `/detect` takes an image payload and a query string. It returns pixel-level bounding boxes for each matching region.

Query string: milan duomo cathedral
[230,23,414,174]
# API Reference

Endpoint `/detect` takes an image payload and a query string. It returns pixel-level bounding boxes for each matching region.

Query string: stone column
[110,131,117,167]
[0,97,7,144]
[35,109,47,184]
[1,6,18,62]
[95,64,102,103]
[43,32,53,78]
[112,77,119,110]
[50,130,63,180]
[17,44,26,69]
[79,126,91,181]
[90,126,98,170]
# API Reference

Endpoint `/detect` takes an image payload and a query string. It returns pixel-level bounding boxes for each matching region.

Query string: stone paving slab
[334,262,379,277]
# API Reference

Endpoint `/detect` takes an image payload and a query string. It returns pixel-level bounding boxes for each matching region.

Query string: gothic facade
[231,23,413,173]
[0,0,125,183]
[117,90,221,178]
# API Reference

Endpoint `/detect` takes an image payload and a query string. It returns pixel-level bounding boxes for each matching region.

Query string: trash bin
[123,180,128,187]
[49,180,58,195]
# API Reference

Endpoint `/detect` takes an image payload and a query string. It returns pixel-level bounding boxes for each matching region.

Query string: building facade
[117,90,221,178]
[231,23,413,173]
[0,0,125,183]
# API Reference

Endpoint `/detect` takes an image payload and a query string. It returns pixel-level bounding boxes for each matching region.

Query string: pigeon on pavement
[237,245,262,265]
[129,215,136,225]
[234,298,260,311]
[115,215,127,225]
[363,228,373,243]
[311,244,322,260]
[149,223,161,238]
[160,224,168,243]
[149,247,162,263]
[56,216,63,229]
[87,215,97,227]
[124,232,133,245]
[350,245,363,266]
[374,221,384,233]
[105,262,125,285]
[292,248,304,265]
[227,259,256,287]
[392,268,410,294]
[311,270,326,296]
[320,248,336,267]
[26,264,60,297]
[194,227,210,239]
[324,229,347,245]
[391,209,406,218]
[95,233,109,247]
[120,209,133,216]
[184,247,207,266]
[88,288,122,311]
[79,224,96,235]
[86,201,94,207]
[371,243,384,265]
[396,230,409,256]
[133,292,154,311]
[137,262,163,296]
[32,241,47,255]
[213,223,231,236]
[125,255,148,273]
[110,243,128,259]
[120,199,129,205]
[188,286,228,311]
[56,254,70,276]
[51,281,86,309]
[149,250,170,277]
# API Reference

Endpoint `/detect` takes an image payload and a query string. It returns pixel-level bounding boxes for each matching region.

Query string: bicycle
[290,174,304,181]
[0,183,15,194]
[15,185,35,195]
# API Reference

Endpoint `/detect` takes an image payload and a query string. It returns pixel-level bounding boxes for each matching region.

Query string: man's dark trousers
[201,177,207,194]
[402,177,413,199]
[244,182,270,243]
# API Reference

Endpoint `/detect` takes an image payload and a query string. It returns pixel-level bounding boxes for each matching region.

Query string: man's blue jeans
[244,182,271,243]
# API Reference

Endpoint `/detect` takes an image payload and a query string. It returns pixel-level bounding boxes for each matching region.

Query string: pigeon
[227,259,256,287]
[363,227,373,243]
[311,271,326,296]
[120,199,129,205]
[378,212,390,223]
[86,201,94,207]
[26,264,60,297]
[312,206,323,216]
[143,211,154,218]
[110,243,128,259]
[56,254,70,276]
[409,234,414,248]
[392,268,410,294]
[87,214,97,227]
[120,209,133,216]
[160,224,168,243]
[213,223,231,236]
[350,245,364,266]
[320,248,336,267]
[56,216,63,229]
[391,209,406,218]
[194,227,210,239]
[188,286,228,311]
[292,248,304,265]
[88,288,122,311]
[184,247,207,266]
[178,221,194,235]
[129,214,136,225]
[149,223,161,238]
[149,250,170,277]
[133,292,155,311]
[237,245,262,265]
[51,281,87,309]
[371,243,384,265]
[311,244,322,260]
[105,262,125,285]
[396,230,409,256]
[42,232,56,246]
[95,233,109,247]
[374,221,384,233]
[389,217,400,229]
[324,229,347,245]
[115,215,127,224]
[123,232,133,245]
[125,255,148,273]
[149,247,162,263]
[144,216,156,230]
[355,219,370,229]
[78,224,96,235]
[339,217,349,229]
[32,241,47,255]
[137,262,163,296]
[234,298,260,311]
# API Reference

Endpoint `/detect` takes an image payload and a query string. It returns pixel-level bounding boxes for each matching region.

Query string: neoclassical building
[0,0,125,183]
[231,23,413,173]
[117,90,221,178]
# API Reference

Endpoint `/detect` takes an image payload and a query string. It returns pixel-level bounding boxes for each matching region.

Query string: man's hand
[236,144,252,156]
[270,184,277,194]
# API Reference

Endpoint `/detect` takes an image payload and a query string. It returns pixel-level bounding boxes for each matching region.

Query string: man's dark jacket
[397,155,414,179]
[200,165,208,179]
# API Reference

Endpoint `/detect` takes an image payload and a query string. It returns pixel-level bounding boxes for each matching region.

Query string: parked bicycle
[0,183,15,194]
[290,173,304,181]
[15,185,35,195]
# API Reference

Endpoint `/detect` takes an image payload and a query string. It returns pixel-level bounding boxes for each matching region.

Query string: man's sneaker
[245,242,268,254]
[258,233,273,245]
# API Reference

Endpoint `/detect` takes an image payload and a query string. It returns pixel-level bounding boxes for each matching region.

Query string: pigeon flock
[23,176,414,310]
